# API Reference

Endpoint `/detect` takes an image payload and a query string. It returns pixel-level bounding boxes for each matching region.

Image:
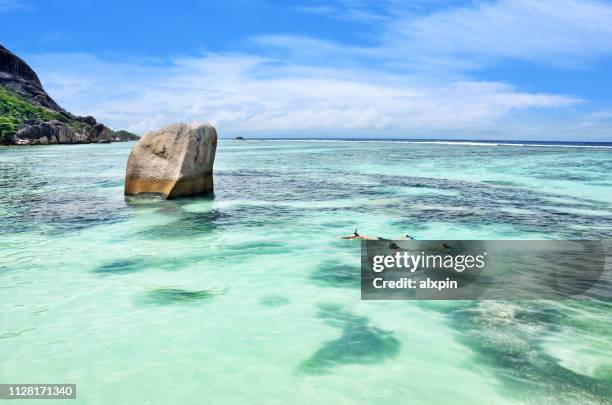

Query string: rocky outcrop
[88,123,114,143]
[0,44,65,113]
[0,44,139,145]
[13,121,89,145]
[79,116,97,126]
[124,123,217,199]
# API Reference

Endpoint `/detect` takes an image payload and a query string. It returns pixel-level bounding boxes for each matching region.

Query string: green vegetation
[113,129,140,141]
[0,86,67,144]
[0,86,136,145]
[68,120,89,133]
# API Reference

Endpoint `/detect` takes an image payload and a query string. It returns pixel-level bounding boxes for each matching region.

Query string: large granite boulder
[124,122,217,199]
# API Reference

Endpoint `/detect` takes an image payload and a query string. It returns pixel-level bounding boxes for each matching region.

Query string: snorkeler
[341,230,416,240]
[341,229,374,239]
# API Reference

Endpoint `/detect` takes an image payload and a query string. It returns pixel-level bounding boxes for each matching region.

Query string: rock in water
[124,123,217,199]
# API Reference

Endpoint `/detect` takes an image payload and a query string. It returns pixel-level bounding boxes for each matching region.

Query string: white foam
[224,139,612,149]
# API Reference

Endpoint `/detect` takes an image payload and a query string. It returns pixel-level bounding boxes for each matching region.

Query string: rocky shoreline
[0,44,139,145]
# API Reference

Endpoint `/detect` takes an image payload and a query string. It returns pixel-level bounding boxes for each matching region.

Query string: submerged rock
[124,122,217,199]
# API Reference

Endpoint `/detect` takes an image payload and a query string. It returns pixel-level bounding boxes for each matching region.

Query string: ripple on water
[258,295,290,307]
[92,259,148,275]
[0,328,36,340]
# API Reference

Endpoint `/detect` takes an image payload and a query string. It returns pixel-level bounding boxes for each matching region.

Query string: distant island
[0,44,139,145]
[235,136,245,140]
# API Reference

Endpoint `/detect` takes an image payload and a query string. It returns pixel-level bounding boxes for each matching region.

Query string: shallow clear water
[1,141,611,404]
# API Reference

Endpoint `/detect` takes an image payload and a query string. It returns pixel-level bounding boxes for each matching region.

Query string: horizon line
[216,137,612,145]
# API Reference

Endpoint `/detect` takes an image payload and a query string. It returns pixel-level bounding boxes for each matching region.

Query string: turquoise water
[1,141,611,404]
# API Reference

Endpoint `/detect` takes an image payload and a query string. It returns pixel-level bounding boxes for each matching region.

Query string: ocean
[1,140,611,404]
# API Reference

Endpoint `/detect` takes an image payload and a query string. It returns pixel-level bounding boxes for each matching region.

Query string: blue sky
[2,0,612,140]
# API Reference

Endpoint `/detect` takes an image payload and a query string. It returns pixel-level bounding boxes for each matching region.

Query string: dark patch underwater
[445,301,612,404]
[298,304,400,375]
[141,288,225,305]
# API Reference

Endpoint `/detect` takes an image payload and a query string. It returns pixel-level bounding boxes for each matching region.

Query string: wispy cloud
[581,110,612,129]
[393,0,612,68]
[0,0,29,13]
[288,0,612,70]
[294,0,390,24]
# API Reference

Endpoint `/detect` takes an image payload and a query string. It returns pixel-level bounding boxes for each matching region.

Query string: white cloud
[27,52,581,137]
